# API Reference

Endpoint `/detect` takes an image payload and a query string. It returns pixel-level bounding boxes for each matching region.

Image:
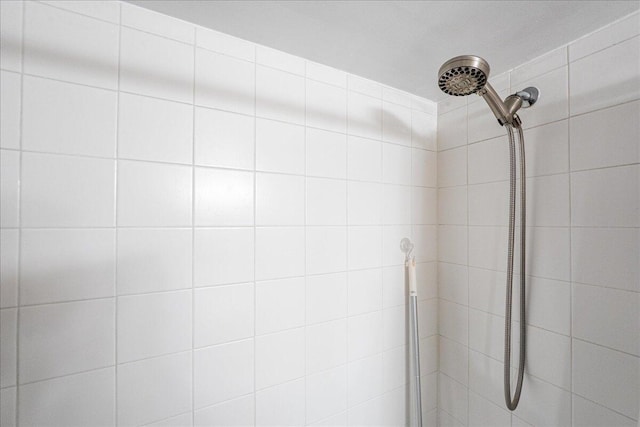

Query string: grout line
[190,23,197,426]
[567,45,575,426]
[14,1,26,425]
[252,41,258,427]
[113,3,123,424]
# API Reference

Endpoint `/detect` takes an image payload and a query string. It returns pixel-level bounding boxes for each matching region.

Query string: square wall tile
[524,120,569,177]
[23,76,117,157]
[573,395,637,427]
[348,75,381,98]
[118,352,192,426]
[382,143,411,185]
[307,79,347,133]
[525,276,571,335]
[412,148,437,188]
[571,165,639,227]
[516,66,568,129]
[256,118,305,175]
[437,105,467,150]
[306,226,347,275]
[382,101,411,146]
[256,277,305,335]
[117,290,192,363]
[307,128,347,179]
[526,173,570,227]
[468,308,504,361]
[437,146,467,188]
[382,184,411,225]
[468,392,510,427]
[307,178,347,225]
[120,27,194,103]
[256,65,305,125]
[256,46,305,75]
[438,225,468,265]
[348,181,382,225]
[0,150,19,228]
[512,374,571,427]
[438,373,468,425]
[570,36,640,115]
[573,339,639,419]
[511,46,567,86]
[348,226,382,270]
[0,71,20,149]
[24,2,118,89]
[21,229,115,305]
[194,395,255,427]
[195,107,255,170]
[438,187,467,225]
[411,110,437,150]
[195,283,254,348]
[439,300,468,345]
[117,160,192,227]
[41,1,120,23]
[382,304,407,350]
[118,92,193,164]
[439,262,468,306]
[348,92,382,140]
[256,328,305,389]
[524,325,571,390]
[196,27,255,62]
[348,311,382,361]
[572,227,639,292]
[256,379,305,427]
[348,268,382,316]
[467,93,508,144]
[306,365,347,424]
[306,319,347,374]
[440,336,469,386]
[348,354,382,407]
[348,136,381,182]
[573,283,639,355]
[412,187,437,225]
[121,2,193,43]
[570,100,639,171]
[194,339,254,408]
[0,308,17,388]
[306,272,347,325]
[467,135,509,184]
[194,227,254,286]
[381,224,411,267]
[0,1,22,73]
[195,168,254,226]
[0,229,18,308]
[468,181,509,226]
[196,48,255,115]
[19,368,115,427]
[19,299,115,383]
[256,173,305,226]
[255,227,305,281]
[307,61,347,88]
[21,153,115,227]
[117,228,192,295]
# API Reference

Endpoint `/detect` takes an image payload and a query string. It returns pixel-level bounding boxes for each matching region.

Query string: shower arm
[478,83,538,127]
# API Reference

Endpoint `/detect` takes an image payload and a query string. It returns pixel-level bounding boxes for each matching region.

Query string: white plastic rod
[408,257,417,296]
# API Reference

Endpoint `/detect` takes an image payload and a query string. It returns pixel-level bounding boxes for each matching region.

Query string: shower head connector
[438,55,490,96]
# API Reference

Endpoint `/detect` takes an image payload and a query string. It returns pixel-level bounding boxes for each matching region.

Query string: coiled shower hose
[504,123,526,411]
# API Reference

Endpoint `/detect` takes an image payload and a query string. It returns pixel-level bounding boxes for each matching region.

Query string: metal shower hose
[504,123,526,411]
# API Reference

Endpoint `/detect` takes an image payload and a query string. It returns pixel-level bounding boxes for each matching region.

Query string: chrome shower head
[438,55,490,96]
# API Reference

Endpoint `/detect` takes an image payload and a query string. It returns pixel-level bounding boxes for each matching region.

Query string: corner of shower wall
[435,9,640,427]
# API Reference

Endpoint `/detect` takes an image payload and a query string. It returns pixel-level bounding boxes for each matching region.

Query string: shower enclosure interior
[0,1,638,427]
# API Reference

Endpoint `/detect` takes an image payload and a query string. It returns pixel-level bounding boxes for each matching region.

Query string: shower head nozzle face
[438,55,490,96]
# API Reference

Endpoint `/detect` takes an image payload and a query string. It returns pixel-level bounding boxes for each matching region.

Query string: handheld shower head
[438,54,530,126]
[438,55,489,96]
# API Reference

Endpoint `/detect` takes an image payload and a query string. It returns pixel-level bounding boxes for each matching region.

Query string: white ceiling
[128,0,639,100]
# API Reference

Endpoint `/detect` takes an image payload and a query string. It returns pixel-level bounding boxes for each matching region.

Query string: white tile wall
[10,2,638,426]
[3,3,436,425]
[437,11,640,426]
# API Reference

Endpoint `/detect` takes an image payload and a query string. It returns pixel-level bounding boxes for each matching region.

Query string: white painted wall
[0,1,438,426]
[436,11,639,427]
